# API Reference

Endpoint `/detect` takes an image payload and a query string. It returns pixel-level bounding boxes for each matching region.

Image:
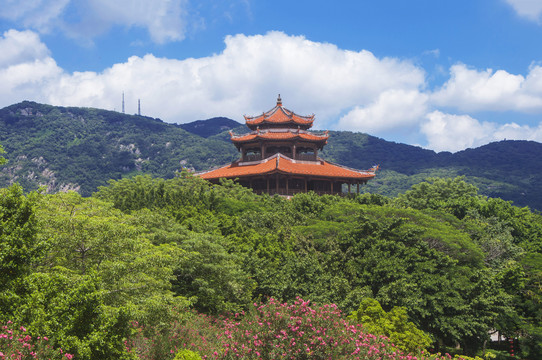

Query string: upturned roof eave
[230,132,329,144]
[197,154,376,181]
[246,119,314,128]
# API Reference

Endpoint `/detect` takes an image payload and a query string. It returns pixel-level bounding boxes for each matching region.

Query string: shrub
[129,297,452,359]
[0,320,73,360]
[174,349,202,360]
[349,298,433,353]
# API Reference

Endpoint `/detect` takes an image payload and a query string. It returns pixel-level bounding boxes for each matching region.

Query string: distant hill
[179,117,246,138]
[0,101,541,209]
[0,101,239,196]
[322,132,542,209]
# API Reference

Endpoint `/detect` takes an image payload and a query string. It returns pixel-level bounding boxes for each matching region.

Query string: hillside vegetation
[321,132,542,209]
[0,101,238,196]
[1,101,541,209]
[1,174,541,359]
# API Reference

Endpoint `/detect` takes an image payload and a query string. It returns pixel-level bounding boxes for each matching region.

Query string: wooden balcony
[243,154,262,162]
[252,188,345,196]
[295,154,316,161]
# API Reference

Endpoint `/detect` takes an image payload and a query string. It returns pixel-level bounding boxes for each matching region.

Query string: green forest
[2,155,541,359]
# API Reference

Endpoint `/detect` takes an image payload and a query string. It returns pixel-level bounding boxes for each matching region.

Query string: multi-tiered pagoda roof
[244,96,314,130]
[197,95,376,195]
[230,130,328,149]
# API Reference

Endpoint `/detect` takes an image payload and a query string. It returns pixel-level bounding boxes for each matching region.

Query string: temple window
[279,146,292,155]
[265,146,279,157]
[244,148,261,161]
[297,147,316,160]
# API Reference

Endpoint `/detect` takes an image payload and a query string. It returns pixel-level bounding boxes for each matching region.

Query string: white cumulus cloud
[0,30,62,105]
[0,0,71,33]
[0,30,425,128]
[0,0,188,43]
[492,121,542,141]
[422,110,542,152]
[422,111,496,152]
[337,89,428,133]
[0,29,51,68]
[504,0,542,22]
[79,0,188,43]
[432,63,542,112]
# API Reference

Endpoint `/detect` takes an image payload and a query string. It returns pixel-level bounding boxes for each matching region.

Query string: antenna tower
[122,92,125,113]
[138,99,141,116]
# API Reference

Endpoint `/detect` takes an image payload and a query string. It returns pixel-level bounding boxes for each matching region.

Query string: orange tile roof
[198,157,278,179]
[231,131,328,143]
[197,154,376,181]
[245,104,314,127]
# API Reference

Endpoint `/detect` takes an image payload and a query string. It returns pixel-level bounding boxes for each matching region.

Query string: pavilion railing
[244,154,261,162]
[295,154,317,161]
[255,188,348,196]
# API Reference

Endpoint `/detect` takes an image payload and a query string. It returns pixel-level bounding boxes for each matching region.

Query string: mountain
[179,117,246,138]
[322,132,542,209]
[0,101,239,196]
[0,101,541,209]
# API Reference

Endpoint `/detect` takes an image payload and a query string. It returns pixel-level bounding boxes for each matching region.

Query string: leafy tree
[394,176,480,218]
[511,254,542,359]
[35,191,190,328]
[0,186,137,359]
[0,185,39,289]
[12,269,135,360]
[349,298,432,353]
[95,173,219,216]
[286,201,509,354]
[172,233,255,314]
[393,177,542,357]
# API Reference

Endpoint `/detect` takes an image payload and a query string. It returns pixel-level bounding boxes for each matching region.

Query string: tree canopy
[2,175,541,359]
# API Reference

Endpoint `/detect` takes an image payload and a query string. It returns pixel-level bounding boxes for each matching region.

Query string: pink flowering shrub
[210,297,397,359]
[129,297,451,360]
[0,321,73,360]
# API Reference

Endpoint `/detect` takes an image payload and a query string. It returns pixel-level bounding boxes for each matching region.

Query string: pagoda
[197,95,377,195]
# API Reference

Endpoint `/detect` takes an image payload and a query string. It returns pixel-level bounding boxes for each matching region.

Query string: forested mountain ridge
[0,101,239,195]
[1,101,541,209]
[321,132,542,209]
[179,116,247,138]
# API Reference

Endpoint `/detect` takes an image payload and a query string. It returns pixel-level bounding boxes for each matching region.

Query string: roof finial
[277,94,282,106]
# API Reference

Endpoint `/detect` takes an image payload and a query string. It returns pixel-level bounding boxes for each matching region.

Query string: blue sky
[2,0,542,152]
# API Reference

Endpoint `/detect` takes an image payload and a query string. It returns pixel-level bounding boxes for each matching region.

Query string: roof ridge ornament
[277,94,282,106]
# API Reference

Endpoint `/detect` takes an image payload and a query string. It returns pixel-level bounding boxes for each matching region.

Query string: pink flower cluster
[204,297,434,359]
[128,297,451,360]
[0,321,73,360]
